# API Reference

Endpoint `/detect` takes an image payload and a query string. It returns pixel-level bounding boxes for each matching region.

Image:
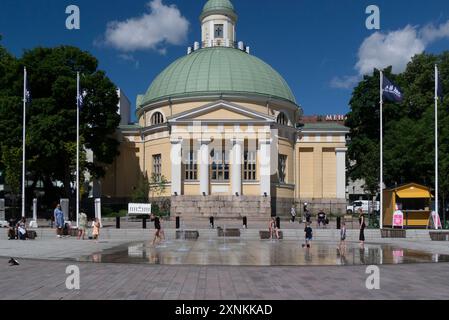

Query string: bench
[259,230,284,240]
[217,228,240,237]
[176,230,200,240]
[381,228,406,238]
[429,231,449,241]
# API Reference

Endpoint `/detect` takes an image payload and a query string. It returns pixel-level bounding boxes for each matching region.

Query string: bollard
[336,216,341,230]
[243,216,247,229]
[116,216,120,229]
[276,217,280,229]
[209,216,214,229]
[176,216,180,229]
[142,217,147,229]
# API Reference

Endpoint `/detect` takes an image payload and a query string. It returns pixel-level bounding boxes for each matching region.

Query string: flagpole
[76,72,80,228]
[22,67,27,218]
[435,64,439,229]
[379,70,384,230]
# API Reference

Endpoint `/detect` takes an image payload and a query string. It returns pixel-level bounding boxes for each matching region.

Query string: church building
[101,0,349,218]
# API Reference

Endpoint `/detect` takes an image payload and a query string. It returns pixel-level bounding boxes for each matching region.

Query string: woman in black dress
[359,210,366,248]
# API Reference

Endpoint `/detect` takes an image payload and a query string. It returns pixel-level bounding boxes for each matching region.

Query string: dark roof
[301,122,349,132]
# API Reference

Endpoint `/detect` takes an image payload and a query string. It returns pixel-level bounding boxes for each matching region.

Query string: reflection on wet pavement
[78,239,449,266]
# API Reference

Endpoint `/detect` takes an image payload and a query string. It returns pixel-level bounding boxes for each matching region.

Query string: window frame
[277,112,289,126]
[152,154,162,182]
[150,112,164,126]
[184,150,198,181]
[243,150,257,181]
[214,24,224,38]
[211,142,230,182]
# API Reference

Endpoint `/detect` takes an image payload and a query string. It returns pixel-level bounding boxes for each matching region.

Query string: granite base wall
[171,195,271,219]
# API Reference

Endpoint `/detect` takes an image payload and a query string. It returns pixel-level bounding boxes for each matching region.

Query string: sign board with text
[392,210,404,228]
[128,203,152,215]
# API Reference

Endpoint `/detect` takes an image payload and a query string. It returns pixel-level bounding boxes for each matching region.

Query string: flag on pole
[77,88,85,109]
[25,76,31,104]
[382,76,403,103]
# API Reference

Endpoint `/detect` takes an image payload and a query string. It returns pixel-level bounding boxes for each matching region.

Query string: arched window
[277,112,289,126]
[151,112,164,125]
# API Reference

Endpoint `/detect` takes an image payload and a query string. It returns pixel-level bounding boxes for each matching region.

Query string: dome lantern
[200,0,238,48]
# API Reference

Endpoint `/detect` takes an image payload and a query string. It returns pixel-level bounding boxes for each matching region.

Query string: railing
[201,40,239,49]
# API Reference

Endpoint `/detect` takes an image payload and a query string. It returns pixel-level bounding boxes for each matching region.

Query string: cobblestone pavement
[0,257,448,300]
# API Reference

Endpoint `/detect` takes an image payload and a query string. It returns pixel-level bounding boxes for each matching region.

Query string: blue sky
[1,0,449,122]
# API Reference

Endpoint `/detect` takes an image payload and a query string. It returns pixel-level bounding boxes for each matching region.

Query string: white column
[224,20,229,46]
[95,198,102,228]
[209,20,214,46]
[260,139,272,196]
[199,139,211,195]
[171,138,183,196]
[336,148,347,199]
[231,138,243,196]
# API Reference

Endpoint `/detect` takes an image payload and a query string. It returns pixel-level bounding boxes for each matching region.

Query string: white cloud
[332,20,449,90]
[102,0,189,53]
[420,20,449,44]
[355,25,425,75]
[330,75,360,89]
[118,53,140,68]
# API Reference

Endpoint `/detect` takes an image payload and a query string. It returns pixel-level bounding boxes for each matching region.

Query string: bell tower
[200,0,238,48]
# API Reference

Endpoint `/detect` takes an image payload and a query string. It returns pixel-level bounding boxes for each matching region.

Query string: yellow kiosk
[383,183,433,229]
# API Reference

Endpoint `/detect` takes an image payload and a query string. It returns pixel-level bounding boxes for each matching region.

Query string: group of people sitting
[294,204,330,228]
[7,217,28,240]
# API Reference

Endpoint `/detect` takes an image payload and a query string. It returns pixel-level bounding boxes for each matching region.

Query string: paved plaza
[1,257,449,300]
[1,226,449,300]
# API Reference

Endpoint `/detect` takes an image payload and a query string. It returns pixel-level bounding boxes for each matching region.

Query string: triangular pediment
[168,100,275,123]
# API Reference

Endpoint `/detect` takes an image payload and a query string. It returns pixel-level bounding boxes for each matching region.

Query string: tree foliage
[0,43,121,203]
[346,52,449,201]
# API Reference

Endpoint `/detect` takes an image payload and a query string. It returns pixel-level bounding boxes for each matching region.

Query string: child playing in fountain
[302,222,313,248]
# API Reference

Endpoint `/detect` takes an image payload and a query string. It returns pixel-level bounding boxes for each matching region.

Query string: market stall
[383,183,433,229]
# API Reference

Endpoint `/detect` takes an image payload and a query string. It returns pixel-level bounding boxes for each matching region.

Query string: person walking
[359,209,366,248]
[77,212,88,240]
[92,218,100,242]
[290,205,297,223]
[302,222,313,248]
[339,222,347,253]
[54,204,64,238]
[151,214,165,246]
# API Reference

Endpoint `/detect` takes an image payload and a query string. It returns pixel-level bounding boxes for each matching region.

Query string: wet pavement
[78,238,449,266]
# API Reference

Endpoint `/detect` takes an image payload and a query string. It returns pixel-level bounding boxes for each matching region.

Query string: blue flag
[25,77,31,104]
[77,90,86,110]
[383,76,403,103]
[437,71,443,102]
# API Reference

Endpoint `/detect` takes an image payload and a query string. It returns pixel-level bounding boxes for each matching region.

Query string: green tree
[132,174,150,203]
[0,44,121,204]
[346,52,449,206]
[1,146,22,216]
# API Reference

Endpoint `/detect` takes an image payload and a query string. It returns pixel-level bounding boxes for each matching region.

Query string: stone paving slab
[0,258,449,300]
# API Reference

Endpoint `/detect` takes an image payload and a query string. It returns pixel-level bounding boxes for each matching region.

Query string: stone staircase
[170,195,271,219]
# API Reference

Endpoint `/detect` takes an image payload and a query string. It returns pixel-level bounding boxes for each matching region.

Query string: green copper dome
[200,0,237,21]
[140,47,296,107]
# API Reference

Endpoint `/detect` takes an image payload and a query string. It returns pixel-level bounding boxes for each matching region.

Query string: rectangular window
[214,24,224,38]
[278,155,287,184]
[152,154,162,182]
[184,151,198,181]
[244,151,257,181]
[212,146,229,182]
